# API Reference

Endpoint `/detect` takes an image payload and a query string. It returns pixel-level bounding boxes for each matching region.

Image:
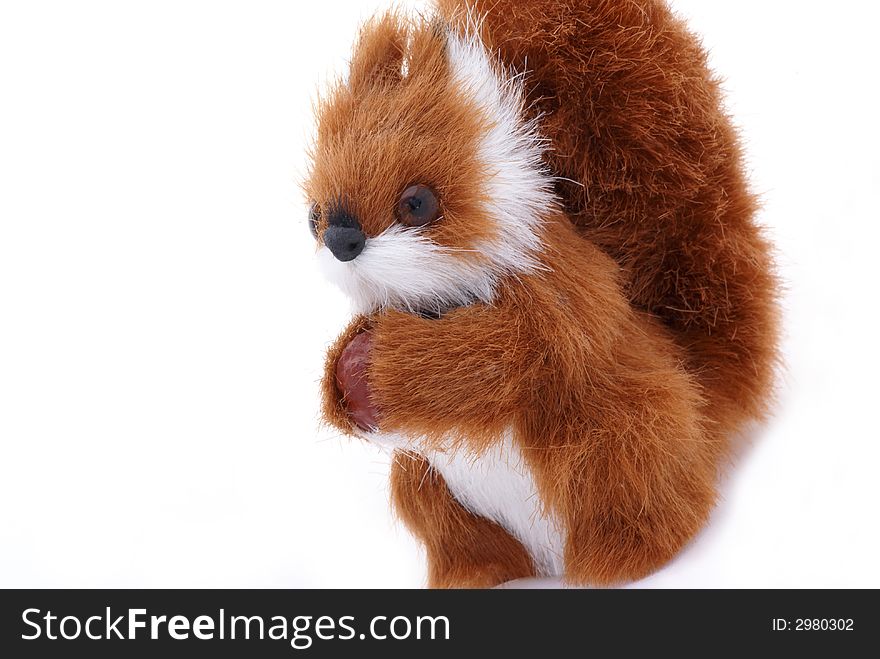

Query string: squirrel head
[305,12,556,315]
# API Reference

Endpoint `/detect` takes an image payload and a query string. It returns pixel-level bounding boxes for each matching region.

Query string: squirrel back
[438,0,779,434]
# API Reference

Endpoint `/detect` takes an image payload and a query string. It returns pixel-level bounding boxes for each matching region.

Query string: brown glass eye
[397,185,440,227]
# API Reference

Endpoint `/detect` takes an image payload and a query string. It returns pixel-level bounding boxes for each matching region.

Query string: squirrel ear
[348,12,407,92]
[401,17,449,79]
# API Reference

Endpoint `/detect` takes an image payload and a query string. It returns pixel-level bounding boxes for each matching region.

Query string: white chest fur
[373,431,566,577]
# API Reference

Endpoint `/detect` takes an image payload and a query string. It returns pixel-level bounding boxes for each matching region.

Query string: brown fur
[334,218,717,585]
[437,0,780,436]
[310,2,779,587]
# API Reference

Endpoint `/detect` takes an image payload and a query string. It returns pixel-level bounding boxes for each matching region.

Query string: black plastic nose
[324,226,366,262]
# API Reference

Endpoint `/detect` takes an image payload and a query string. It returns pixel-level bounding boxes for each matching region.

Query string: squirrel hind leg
[390,452,537,588]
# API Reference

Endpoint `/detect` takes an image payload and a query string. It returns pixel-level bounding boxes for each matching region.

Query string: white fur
[319,23,556,315]
[444,27,557,277]
[370,431,566,577]
[318,225,497,315]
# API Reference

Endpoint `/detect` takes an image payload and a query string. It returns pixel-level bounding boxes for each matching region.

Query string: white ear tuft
[444,24,557,276]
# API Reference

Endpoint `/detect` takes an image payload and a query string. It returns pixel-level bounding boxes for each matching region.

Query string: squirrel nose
[324,226,366,262]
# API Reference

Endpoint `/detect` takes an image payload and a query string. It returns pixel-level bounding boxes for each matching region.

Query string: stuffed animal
[306,0,778,587]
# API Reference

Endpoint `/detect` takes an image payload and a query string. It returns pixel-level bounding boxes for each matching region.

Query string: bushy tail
[438,0,778,433]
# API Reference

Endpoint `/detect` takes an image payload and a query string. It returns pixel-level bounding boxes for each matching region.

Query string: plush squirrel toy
[306,0,778,587]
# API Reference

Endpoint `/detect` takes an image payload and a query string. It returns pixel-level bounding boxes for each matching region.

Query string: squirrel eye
[397,185,440,227]
[308,203,320,238]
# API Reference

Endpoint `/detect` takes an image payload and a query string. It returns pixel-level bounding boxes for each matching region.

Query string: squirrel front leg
[324,303,531,440]
[323,304,528,439]
[367,305,531,442]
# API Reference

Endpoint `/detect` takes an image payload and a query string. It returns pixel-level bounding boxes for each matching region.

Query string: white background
[1,0,878,588]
